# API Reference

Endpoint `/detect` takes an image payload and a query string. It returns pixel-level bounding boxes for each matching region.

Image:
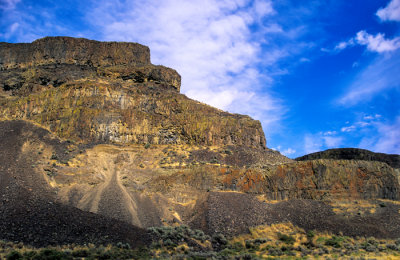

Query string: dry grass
[330,199,379,216]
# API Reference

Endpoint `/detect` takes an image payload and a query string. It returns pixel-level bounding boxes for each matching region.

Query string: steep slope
[0,36,268,150]
[1,37,400,247]
[0,120,151,247]
[190,192,400,239]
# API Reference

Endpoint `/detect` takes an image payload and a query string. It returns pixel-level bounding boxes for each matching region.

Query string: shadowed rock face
[296,148,400,169]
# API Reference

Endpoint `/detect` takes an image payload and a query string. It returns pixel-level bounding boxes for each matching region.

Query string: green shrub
[35,249,70,260]
[6,251,22,260]
[268,246,283,256]
[277,233,295,245]
[23,251,38,258]
[72,249,89,257]
[307,230,315,239]
[212,233,228,251]
[325,236,344,248]
[230,241,245,252]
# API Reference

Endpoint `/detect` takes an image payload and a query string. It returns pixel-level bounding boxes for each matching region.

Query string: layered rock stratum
[0,37,267,148]
[1,37,400,249]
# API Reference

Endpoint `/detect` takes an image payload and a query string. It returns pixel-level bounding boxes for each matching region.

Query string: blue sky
[1,0,399,158]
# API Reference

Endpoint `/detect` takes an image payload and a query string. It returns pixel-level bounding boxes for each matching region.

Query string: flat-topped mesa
[0,37,181,92]
[0,36,151,68]
[0,37,268,150]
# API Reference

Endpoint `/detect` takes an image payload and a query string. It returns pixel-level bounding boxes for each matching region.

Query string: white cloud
[299,57,310,63]
[334,38,355,51]
[334,31,400,53]
[304,135,323,154]
[340,114,383,133]
[356,30,400,53]
[304,132,343,154]
[341,125,356,132]
[87,0,291,133]
[323,131,337,136]
[358,116,400,154]
[282,148,296,156]
[377,0,400,22]
[323,136,343,147]
[373,116,400,154]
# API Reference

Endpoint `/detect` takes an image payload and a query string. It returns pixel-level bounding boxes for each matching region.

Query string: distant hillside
[296,148,400,169]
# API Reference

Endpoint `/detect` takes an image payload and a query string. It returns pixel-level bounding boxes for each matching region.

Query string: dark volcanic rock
[296,148,400,169]
[0,36,150,68]
[219,159,400,200]
[0,36,181,93]
[0,37,270,149]
[190,192,400,239]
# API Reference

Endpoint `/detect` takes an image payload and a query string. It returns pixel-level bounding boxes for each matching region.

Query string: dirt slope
[190,191,400,239]
[0,120,151,247]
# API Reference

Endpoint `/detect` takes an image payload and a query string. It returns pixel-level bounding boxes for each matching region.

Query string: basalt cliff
[1,37,400,256]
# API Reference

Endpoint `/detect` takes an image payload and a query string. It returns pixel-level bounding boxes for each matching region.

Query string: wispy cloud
[358,116,400,154]
[356,30,400,53]
[304,132,344,154]
[334,0,400,54]
[338,50,400,105]
[340,114,381,132]
[0,0,20,10]
[87,0,305,132]
[334,31,400,53]
[376,0,400,22]
[373,116,400,154]
[282,148,296,156]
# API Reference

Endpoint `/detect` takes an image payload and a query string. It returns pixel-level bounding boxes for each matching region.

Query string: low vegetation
[2,223,400,259]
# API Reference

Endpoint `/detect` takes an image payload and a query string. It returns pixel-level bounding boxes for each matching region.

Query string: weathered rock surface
[0,36,181,93]
[0,37,269,150]
[150,159,400,201]
[262,160,400,200]
[296,148,400,169]
[1,37,400,247]
[191,192,400,238]
[0,36,150,68]
[0,81,267,148]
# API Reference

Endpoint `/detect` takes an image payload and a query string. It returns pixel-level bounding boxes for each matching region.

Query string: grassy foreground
[1,223,400,259]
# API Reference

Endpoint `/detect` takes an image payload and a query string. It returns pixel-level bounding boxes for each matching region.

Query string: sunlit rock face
[0,37,267,149]
[1,37,399,247]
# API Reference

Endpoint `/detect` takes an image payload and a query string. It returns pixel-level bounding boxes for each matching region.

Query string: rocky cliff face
[0,36,150,68]
[1,37,400,247]
[0,37,267,149]
[296,148,400,169]
[0,36,180,94]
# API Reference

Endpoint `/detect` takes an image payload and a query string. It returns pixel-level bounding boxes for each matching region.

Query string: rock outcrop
[1,36,400,247]
[0,37,267,149]
[296,148,400,169]
[0,36,180,93]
